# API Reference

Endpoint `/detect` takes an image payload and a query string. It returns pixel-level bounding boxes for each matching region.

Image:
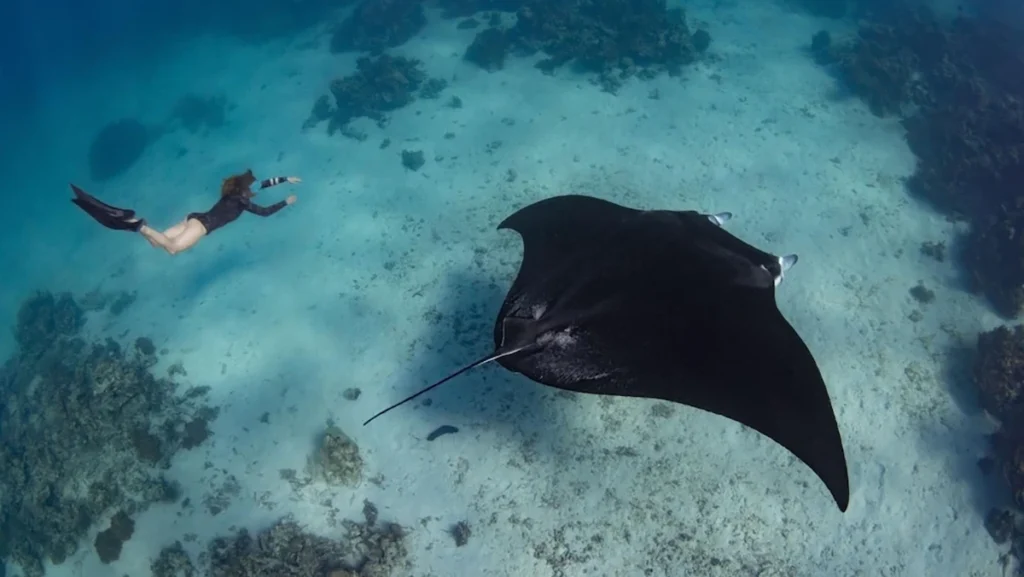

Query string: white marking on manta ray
[534,328,615,382]
[538,327,577,348]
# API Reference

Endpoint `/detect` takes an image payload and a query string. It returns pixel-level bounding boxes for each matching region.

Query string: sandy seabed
[0,1,1010,576]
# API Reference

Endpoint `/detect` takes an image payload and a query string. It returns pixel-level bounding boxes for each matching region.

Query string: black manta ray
[364,194,850,512]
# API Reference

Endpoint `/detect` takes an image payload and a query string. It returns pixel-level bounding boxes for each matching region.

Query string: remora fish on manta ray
[364,194,850,512]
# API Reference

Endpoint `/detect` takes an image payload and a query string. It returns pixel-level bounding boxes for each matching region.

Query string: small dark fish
[427,425,459,441]
[365,194,849,511]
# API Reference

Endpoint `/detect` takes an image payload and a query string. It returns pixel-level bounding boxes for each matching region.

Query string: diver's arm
[243,198,288,217]
[256,176,301,189]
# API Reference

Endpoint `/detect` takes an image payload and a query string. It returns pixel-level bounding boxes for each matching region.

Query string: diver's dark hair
[220,169,257,198]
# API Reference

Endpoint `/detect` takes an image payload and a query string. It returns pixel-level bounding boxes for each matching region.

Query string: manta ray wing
[494,196,850,510]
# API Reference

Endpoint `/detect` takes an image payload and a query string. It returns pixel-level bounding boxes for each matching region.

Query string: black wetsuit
[187,177,289,234]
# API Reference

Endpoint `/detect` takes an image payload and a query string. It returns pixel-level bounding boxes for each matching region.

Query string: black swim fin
[69,184,144,232]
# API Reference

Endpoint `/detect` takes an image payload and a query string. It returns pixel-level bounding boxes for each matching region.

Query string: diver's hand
[286,176,302,184]
[286,195,297,205]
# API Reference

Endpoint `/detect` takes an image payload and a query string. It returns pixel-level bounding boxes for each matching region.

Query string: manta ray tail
[362,345,531,426]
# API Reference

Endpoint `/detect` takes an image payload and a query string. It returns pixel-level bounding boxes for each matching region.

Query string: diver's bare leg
[162,220,189,239]
[137,219,207,255]
[140,220,189,247]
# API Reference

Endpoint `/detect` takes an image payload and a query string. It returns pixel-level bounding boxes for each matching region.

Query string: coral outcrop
[305,54,445,135]
[206,512,407,576]
[452,0,708,91]
[313,424,364,486]
[151,541,196,577]
[509,0,708,91]
[976,325,1024,426]
[974,324,1024,571]
[813,7,1024,317]
[147,505,408,576]
[0,290,216,577]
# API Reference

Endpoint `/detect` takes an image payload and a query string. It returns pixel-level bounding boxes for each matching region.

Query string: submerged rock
[306,54,444,136]
[314,425,365,486]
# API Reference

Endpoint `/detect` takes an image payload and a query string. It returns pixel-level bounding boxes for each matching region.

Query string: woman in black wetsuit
[70,169,300,255]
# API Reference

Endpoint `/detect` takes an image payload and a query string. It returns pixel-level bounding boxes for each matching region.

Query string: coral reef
[204,511,407,576]
[329,0,426,54]
[975,325,1024,424]
[87,118,153,181]
[969,208,1024,322]
[974,324,1024,572]
[148,505,408,576]
[312,424,365,486]
[444,0,707,88]
[508,0,707,92]
[814,7,1024,317]
[306,54,445,135]
[0,290,216,577]
[152,541,196,577]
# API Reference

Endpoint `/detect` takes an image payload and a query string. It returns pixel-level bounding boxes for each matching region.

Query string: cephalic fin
[773,254,798,287]
[707,212,733,226]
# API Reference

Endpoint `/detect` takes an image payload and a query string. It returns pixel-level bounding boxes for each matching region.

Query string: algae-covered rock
[314,425,364,486]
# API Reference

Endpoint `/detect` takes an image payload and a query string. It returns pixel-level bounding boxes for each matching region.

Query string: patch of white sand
[1,1,1011,576]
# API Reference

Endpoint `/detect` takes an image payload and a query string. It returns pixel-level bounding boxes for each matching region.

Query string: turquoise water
[1,0,1022,575]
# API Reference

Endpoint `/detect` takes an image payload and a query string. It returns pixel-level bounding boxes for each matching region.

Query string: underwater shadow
[918,338,1008,518]
[174,245,251,304]
[942,230,986,301]
[372,268,570,446]
[940,338,983,417]
[800,47,861,107]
